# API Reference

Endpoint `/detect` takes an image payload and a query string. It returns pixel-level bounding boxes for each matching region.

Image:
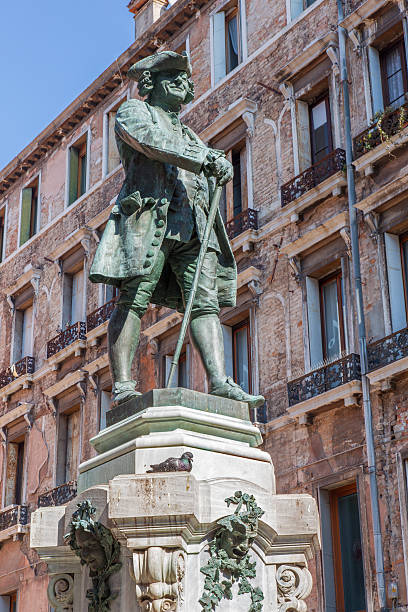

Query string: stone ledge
[107,387,250,426]
[287,380,362,420]
[367,355,408,388]
[0,523,29,543]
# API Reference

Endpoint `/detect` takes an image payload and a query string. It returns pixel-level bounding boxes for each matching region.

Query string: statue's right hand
[203,152,233,186]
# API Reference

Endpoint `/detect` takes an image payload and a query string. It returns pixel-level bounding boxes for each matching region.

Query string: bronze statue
[90,51,264,410]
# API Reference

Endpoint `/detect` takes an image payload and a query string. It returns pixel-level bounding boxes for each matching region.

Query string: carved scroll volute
[276,565,313,612]
[133,547,185,611]
[47,573,74,611]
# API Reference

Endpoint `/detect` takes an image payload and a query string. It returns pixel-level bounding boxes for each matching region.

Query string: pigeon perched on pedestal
[147,452,193,473]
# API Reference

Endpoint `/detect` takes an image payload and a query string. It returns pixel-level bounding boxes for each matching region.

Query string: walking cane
[166,182,223,388]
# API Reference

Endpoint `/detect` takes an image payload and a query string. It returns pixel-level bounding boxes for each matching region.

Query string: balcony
[281,148,346,208]
[47,321,86,363]
[226,208,258,240]
[86,298,117,346]
[366,327,408,388]
[0,505,29,542]
[38,481,77,508]
[353,104,408,175]
[287,354,362,418]
[0,356,35,389]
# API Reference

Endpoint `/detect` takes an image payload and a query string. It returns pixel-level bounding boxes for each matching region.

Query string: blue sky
[0,1,134,171]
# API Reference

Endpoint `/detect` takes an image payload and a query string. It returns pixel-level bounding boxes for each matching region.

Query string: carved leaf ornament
[199,491,265,611]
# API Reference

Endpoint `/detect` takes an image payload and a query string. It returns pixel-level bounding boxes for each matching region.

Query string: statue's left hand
[203,154,233,186]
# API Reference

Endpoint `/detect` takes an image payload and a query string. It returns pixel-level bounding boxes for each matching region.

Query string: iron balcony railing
[353,103,408,159]
[0,505,28,531]
[47,321,86,358]
[367,326,408,372]
[0,356,35,389]
[281,148,346,207]
[38,481,77,508]
[226,208,258,240]
[87,298,117,332]
[287,353,361,407]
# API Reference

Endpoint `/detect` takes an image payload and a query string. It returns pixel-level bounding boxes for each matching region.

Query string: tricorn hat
[128,51,192,81]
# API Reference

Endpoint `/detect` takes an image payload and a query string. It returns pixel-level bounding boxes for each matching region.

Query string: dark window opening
[381,39,408,109]
[20,178,39,246]
[401,234,408,318]
[232,150,242,217]
[310,94,333,164]
[233,320,251,393]
[226,7,239,73]
[319,272,345,361]
[68,136,87,205]
[0,207,5,262]
[330,484,366,612]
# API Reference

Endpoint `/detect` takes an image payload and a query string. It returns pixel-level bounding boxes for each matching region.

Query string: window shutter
[71,269,84,324]
[319,490,337,611]
[222,324,234,378]
[0,596,11,612]
[100,390,110,431]
[384,233,407,332]
[21,305,33,357]
[108,111,121,173]
[165,355,178,388]
[20,187,32,246]
[296,100,312,172]
[65,410,80,482]
[213,11,226,84]
[368,46,384,116]
[306,276,323,368]
[68,147,79,205]
[290,0,304,20]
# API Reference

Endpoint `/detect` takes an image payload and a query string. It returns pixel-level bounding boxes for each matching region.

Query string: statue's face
[221,521,257,560]
[75,529,107,574]
[153,70,189,107]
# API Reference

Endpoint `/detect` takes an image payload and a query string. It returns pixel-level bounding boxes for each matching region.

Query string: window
[384,233,408,332]
[104,101,125,176]
[99,389,110,431]
[20,176,39,246]
[68,134,88,205]
[306,270,346,368]
[310,94,333,164]
[13,304,33,363]
[212,1,242,84]
[290,0,317,21]
[319,273,345,361]
[219,144,246,223]
[4,437,25,507]
[330,484,366,612]
[222,320,252,393]
[0,205,6,262]
[0,592,17,612]
[62,267,84,328]
[381,39,408,109]
[100,283,118,307]
[164,347,190,388]
[56,407,81,486]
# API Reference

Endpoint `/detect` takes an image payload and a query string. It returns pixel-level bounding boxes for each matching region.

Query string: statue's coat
[89,99,237,312]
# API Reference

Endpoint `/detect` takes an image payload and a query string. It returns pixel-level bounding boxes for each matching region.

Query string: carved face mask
[75,528,107,574]
[221,520,257,560]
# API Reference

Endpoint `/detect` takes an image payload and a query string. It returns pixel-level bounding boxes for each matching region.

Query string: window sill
[47,337,86,370]
[86,320,109,347]
[367,327,408,389]
[0,505,29,542]
[281,171,347,222]
[287,379,362,421]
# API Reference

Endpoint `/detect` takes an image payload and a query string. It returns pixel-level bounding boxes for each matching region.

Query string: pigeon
[147,452,193,473]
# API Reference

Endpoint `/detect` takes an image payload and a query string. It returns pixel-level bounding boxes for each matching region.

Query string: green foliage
[199,491,265,611]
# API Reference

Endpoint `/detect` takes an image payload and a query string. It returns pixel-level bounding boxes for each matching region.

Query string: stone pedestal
[31,389,320,611]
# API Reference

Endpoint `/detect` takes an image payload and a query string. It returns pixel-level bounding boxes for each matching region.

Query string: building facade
[0,0,408,609]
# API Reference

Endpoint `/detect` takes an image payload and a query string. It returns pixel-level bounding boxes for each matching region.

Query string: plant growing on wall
[199,491,265,611]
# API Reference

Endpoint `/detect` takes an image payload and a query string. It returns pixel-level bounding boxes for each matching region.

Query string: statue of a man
[90,51,264,409]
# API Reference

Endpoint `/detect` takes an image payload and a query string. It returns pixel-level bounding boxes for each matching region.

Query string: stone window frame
[396,448,408,604]
[64,126,91,209]
[0,404,32,510]
[316,473,369,612]
[209,0,248,88]
[102,89,130,179]
[17,170,42,251]
[0,199,8,265]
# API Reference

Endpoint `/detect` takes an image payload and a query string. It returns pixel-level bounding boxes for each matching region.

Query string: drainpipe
[336,1,387,610]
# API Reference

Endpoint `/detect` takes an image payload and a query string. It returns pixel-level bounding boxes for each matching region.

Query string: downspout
[336,1,387,610]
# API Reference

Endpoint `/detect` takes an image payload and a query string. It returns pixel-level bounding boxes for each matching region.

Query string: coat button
[160,198,168,205]
[147,250,154,257]
[157,220,165,227]
[154,230,162,237]
[152,239,160,246]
